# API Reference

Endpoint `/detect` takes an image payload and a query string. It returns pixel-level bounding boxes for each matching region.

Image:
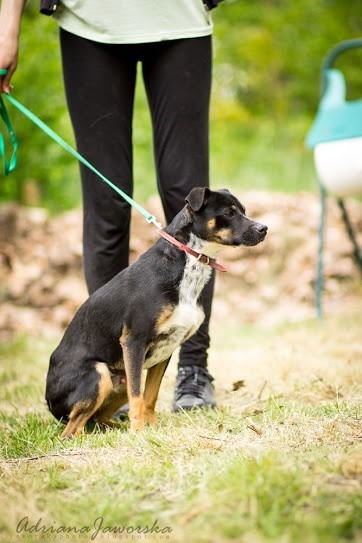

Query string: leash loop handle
[0,69,18,175]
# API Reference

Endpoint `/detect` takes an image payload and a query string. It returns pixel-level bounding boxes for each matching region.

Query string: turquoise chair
[306,38,362,318]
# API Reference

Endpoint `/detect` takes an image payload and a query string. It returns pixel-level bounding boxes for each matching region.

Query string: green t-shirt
[53,0,213,44]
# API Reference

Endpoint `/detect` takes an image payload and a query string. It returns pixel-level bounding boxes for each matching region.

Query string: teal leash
[0,69,162,228]
[0,91,18,175]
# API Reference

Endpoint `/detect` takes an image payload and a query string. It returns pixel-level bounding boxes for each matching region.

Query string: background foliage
[1,0,361,211]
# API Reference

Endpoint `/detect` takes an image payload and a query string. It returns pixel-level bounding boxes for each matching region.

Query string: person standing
[0,0,224,412]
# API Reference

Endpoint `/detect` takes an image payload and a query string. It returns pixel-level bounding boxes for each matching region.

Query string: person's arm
[0,0,27,93]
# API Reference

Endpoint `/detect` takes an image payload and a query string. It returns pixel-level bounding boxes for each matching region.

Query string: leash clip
[146,215,163,230]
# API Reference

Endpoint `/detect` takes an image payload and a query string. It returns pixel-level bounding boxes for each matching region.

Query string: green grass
[0,309,361,543]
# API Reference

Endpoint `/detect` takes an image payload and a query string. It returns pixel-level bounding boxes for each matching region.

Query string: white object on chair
[314,137,362,197]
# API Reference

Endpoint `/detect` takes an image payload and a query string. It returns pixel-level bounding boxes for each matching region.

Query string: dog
[45,187,267,438]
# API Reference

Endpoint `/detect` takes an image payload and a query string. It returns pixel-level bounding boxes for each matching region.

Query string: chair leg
[316,182,327,319]
[337,198,362,277]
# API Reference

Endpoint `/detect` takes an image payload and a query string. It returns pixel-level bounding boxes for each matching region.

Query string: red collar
[158,230,227,273]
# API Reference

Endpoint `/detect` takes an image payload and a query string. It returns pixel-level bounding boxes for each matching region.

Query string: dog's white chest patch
[144,242,212,369]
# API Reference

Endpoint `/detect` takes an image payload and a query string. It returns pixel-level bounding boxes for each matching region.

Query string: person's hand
[0,0,25,94]
[0,34,18,93]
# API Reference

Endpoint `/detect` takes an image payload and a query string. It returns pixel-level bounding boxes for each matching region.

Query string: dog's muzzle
[254,222,268,240]
[241,222,268,246]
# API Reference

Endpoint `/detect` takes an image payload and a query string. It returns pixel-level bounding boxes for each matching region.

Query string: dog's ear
[185,187,210,212]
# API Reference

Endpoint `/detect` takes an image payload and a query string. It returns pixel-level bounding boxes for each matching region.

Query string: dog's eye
[224,209,235,218]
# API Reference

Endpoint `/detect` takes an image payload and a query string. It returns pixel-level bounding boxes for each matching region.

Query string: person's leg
[60,29,137,293]
[142,37,216,410]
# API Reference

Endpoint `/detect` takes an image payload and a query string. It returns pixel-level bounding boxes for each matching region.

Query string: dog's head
[185,187,267,247]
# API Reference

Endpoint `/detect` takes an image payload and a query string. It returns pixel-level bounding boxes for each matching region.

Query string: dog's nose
[255,223,268,235]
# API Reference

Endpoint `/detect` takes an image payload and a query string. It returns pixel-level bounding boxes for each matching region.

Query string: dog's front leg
[144,358,170,426]
[121,335,146,432]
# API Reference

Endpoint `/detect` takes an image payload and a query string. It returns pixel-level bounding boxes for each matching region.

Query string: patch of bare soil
[0,191,361,340]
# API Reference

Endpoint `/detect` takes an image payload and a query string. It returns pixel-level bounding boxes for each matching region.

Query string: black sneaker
[112,403,129,420]
[172,366,217,412]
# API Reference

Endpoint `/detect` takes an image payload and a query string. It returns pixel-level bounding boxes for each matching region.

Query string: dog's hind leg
[92,382,128,428]
[144,358,170,426]
[60,362,113,439]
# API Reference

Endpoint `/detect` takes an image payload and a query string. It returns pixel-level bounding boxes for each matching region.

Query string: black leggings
[60,29,214,369]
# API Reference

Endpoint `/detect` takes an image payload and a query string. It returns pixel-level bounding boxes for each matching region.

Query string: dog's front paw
[144,409,157,426]
[130,417,145,432]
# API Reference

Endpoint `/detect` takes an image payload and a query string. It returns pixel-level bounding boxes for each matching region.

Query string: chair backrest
[306,38,362,149]
[306,68,362,148]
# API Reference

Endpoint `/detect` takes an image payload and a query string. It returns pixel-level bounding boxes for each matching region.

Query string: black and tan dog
[46,187,267,438]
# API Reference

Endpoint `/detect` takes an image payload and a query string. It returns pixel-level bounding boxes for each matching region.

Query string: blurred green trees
[0,0,361,210]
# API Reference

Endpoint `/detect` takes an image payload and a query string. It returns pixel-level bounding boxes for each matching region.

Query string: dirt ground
[1,191,361,341]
